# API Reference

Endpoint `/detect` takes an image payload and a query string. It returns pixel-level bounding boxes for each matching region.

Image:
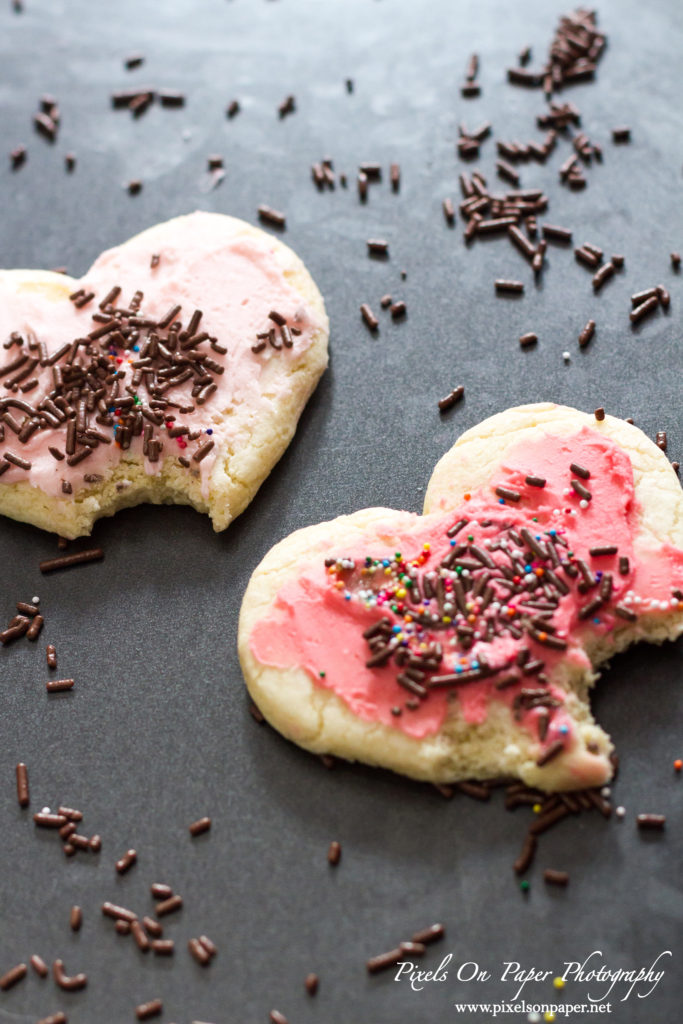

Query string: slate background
[0,0,682,1021]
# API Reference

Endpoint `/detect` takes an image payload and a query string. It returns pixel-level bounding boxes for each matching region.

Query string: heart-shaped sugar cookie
[0,212,329,537]
[239,403,683,792]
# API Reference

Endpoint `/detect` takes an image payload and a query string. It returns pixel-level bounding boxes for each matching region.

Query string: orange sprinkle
[535,567,544,577]
[464,493,471,501]
[538,631,548,642]
[674,759,682,772]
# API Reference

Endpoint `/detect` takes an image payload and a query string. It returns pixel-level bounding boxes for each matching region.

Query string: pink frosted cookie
[0,212,328,537]
[239,403,683,791]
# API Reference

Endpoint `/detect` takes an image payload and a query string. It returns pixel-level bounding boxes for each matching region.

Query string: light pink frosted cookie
[239,403,683,792]
[0,212,329,537]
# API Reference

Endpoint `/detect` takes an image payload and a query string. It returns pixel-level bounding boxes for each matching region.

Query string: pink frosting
[250,428,683,769]
[0,212,322,498]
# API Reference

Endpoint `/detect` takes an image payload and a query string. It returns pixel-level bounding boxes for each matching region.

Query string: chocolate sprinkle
[40,549,104,573]
[544,868,570,886]
[636,814,666,830]
[536,739,565,767]
[360,303,379,331]
[327,840,342,865]
[495,485,521,503]
[258,205,286,229]
[0,963,27,991]
[495,279,524,294]
[189,816,211,837]
[136,1000,163,1020]
[15,762,29,807]
[513,833,537,875]
[367,947,403,974]
[438,385,465,413]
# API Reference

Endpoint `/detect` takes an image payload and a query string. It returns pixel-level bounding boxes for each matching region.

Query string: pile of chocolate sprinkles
[425,8,673,388]
[33,95,61,142]
[6,757,219,1020]
[359,292,408,333]
[327,459,671,743]
[629,284,670,325]
[0,597,43,646]
[310,159,401,202]
[0,285,231,479]
[506,9,606,95]
[366,921,445,974]
[251,309,302,353]
[110,86,185,116]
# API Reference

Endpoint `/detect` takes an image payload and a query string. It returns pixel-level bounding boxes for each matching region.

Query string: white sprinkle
[601,786,611,798]
[529,1013,542,1023]
[32,596,40,604]
[616,806,626,819]
[41,806,51,814]
[562,350,570,362]
[580,499,588,509]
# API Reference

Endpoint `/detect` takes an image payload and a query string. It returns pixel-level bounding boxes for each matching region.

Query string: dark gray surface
[1,1,682,1021]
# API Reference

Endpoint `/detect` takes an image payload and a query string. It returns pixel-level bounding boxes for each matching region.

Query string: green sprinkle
[319,671,326,678]
[520,880,530,892]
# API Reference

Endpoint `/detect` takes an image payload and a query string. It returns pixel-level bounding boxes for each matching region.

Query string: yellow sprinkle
[533,803,542,814]
[384,567,392,575]
[544,1013,556,1022]
[396,588,406,599]
[423,542,430,551]
[443,616,452,624]
[553,977,565,990]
